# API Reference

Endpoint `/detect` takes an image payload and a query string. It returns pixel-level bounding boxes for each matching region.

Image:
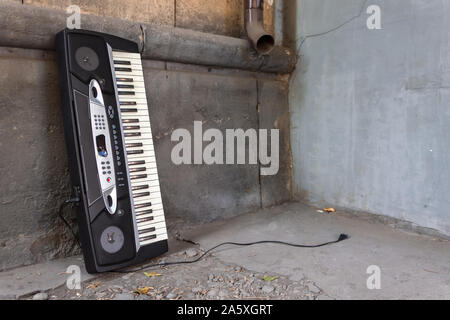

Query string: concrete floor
[179,202,450,300]
[2,202,449,300]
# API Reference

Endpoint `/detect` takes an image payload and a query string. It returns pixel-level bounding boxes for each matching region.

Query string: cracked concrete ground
[3,202,449,300]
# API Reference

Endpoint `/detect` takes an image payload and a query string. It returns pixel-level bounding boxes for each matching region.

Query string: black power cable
[57,199,350,274]
[111,234,350,274]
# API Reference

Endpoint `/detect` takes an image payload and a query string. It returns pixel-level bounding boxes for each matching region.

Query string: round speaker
[100,226,124,254]
[75,46,100,71]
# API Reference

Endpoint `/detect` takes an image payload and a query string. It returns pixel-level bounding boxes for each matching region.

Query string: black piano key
[136,216,154,223]
[122,119,139,123]
[115,67,132,72]
[139,227,156,234]
[118,91,135,96]
[120,108,138,113]
[116,77,133,82]
[132,184,149,191]
[131,174,147,180]
[127,150,144,155]
[135,202,152,209]
[133,192,150,199]
[126,142,143,148]
[129,160,146,166]
[117,84,134,89]
[120,101,137,106]
[124,132,141,137]
[136,209,153,215]
[114,60,131,65]
[140,234,157,242]
[130,167,146,173]
[123,125,140,130]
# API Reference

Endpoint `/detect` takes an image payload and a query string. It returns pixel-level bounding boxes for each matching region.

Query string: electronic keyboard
[56,29,168,273]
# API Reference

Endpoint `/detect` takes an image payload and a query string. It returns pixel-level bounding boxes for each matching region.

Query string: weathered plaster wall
[289,0,450,236]
[12,0,274,38]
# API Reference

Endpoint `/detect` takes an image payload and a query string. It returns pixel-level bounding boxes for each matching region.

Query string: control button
[117,209,125,216]
[107,177,111,183]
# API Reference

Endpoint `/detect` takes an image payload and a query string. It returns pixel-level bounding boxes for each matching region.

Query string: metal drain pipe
[244,0,275,55]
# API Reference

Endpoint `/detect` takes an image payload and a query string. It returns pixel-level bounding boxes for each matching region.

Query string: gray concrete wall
[289,0,450,236]
[0,47,291,270]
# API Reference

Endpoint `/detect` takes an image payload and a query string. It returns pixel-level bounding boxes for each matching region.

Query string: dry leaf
[86,281,101,289]
[323,207,336,213]
[262,275,278,282]
[134,287,151,295]
[144,271,162,278]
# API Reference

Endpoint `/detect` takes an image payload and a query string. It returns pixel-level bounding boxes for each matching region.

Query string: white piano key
[120,109,150,117]
[134,198,159,207]
[125,139,153,148]
[118,92,148,99]
[116,75,145,84]
[136,208,164,217]
[131,175,160,183]
[138,221,166,232]
[140,233,168,246]
[137,219,167,231]
[114,65,143,72]
[132,184,161,194]
[136,216,166,228]
[120,114,151,122]
[130,175,159,185]
[126,144,155,154]
[126,149,156,159]
[124,123,152,131]
[119,104,149,111]
[117,87,147,94]
[118,96,148,102]
[134,195,162,205]
[139,229,167,241]
[117,81,145,89]
[124,134,153,142]
[112,51,141,59]
[114,60,143,68]
[130,172,160,182]
[115,70,145,77]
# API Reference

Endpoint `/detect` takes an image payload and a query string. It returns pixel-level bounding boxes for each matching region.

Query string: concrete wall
[0,1,290,270]
[13,0,275,38]
[289,0,450,236]
[0,47,291,269]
